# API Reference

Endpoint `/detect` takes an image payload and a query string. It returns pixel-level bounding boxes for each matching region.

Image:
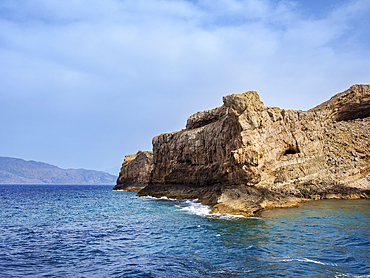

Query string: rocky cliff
[121,85,370,216]
[113,150,153,191]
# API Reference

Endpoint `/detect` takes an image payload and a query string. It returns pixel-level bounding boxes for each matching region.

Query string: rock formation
[118,85,370,216]
[113,150,153,191]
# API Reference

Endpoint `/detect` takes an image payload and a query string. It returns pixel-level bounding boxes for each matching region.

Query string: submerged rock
[113,150,153,191]
[120,85,370,216]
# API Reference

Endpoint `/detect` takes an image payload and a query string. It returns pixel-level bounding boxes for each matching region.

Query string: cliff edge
[119,85,370,216]
[113,150,153,191]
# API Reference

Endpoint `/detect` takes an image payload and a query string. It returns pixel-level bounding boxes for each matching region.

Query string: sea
[0,184,369,277]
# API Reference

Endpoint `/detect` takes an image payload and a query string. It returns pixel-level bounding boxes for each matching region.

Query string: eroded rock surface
[113,150,153,191]
[135,85,370,216]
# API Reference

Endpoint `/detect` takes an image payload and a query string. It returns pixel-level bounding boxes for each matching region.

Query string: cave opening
[283,146,300,156]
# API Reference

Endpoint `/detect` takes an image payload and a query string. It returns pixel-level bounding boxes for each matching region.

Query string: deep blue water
[0,184,369,277]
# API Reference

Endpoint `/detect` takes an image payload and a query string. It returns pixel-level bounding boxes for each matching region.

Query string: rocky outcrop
[113,150,153,191]
[135,84,370,216]
[310,84,370,121]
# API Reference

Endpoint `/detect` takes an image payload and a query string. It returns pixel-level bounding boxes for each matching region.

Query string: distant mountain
[0,157,117,184]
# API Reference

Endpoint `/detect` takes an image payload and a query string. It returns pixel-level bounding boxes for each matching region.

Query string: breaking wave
[178,199,257,220]
[143,195,261,220]
[280,257,338,266]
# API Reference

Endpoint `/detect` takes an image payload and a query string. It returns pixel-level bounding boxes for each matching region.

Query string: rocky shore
[115,85,370,216]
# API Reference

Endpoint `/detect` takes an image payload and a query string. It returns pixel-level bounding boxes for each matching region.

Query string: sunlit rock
[120,85,370,215]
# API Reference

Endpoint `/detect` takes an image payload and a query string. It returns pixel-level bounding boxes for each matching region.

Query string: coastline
[114,85,370,216]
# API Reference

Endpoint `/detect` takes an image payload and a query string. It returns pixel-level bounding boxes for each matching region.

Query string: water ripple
[0,185,369,277]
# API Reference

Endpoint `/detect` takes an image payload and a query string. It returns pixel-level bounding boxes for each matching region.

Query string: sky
[0,0,369,175]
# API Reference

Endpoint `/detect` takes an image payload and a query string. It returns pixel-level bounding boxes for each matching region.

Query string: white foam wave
[179,200,252,220]
[159,196,177,200]
[180,200,212,217]
[142,196,260,220]
[281,257,338,266]
[142,195,177,201]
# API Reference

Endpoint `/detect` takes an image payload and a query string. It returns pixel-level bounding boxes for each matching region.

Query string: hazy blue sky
[1,0,369,175]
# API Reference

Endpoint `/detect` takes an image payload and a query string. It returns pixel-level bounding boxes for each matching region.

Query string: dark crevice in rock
[336,107,370,122]
[283,145,300,156]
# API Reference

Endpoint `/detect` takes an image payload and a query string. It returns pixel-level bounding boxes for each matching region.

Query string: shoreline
[115,85,370,216]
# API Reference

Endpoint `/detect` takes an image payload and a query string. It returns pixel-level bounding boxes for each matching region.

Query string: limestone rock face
[310,84,370,121]
[137,84,370,216]
[113,150,153,191]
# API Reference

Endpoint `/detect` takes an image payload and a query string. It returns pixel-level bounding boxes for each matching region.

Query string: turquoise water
[0,184,369,277]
